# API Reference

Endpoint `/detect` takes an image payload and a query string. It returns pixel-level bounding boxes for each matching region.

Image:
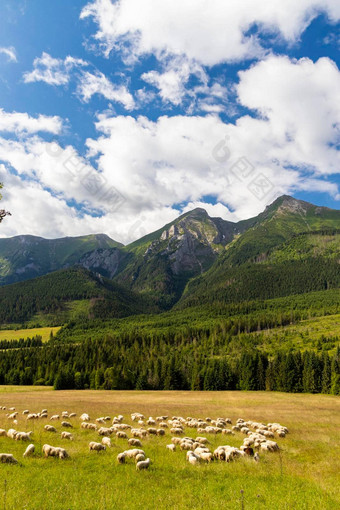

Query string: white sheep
[50,415,60,421]
[80,413,90,421]
[89,442,106,452]
[23,444,35,457]
[15,431,32,441]
[117,452,126,463]
[0,429,7,437]
[61,431,73,440]
[61,421,73,428]
[44,425,57,433]
[116,431,128,439]
[136,458,150,471]
[101,437,112,448]
[0,453,17,464]
[7,429,17,439]
[166,444,176,452]
[128,438,142,447]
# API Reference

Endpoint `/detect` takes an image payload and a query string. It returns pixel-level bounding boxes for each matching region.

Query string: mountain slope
[180,223,340,309]
[115,208,240,308]
[0,234,121,286]
[0,266,155,324]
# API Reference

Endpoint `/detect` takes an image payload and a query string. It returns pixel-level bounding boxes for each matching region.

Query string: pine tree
[321,353,331,394]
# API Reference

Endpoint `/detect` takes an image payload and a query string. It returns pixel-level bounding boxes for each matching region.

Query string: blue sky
[0,0,339,243]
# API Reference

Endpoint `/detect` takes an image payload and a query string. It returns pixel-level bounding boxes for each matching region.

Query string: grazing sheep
[102,437,112,448]
[187,453,200,465]
[61,421,73,428]
[23,444,35,457]
[170,428,183,435]
[89,442,106,452]
[9,407,15,411]
[61,412,69,418]
[69,413,77,418]
[135,453,145,462]
[116,431,128,439]
[0,429,7,437]
[131,429,148,439]
[117,452,126,464]
[136,458,150,471]
[50,415,60,421]
[0,453,18,464]
[61,431,73,440]
[199,451,214,462]
[22,410,29,415]
[15,431,32,441]
[27,413,39,420]
[98,427,113,436]
[42,444,69,459]
[7,429,17,439]
[81,422,97,430]
[195,437,209,444]
[254,452,260,462]
[8,412,18,419]
[124,449,145,459]
[128,438,142,447]
[171,437,182,445]
[80,413,90,421]
[44,425,57,433]
[166,444,176,452]
[157,429,165,436]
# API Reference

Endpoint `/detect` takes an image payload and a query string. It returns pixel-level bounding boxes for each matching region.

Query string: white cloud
[0,109,63,135]
[23,52,87,86]
[81,0,340,65]
[0,47,17,63]
[142,57,208,106]
[237,56,340,175]
[77,70,135,109]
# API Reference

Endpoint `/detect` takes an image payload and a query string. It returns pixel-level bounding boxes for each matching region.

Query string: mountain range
[1,194,340,324]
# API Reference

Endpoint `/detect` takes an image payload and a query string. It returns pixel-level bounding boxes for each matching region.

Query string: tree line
[0,333,338,395]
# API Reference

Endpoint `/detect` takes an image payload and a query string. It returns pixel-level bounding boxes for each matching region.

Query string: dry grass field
[0,387,338,509]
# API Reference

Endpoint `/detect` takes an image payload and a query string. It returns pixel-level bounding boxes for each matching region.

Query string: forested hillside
[0,266,156,324]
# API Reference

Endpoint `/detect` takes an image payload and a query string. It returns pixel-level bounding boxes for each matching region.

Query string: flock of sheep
[0,405,288,470]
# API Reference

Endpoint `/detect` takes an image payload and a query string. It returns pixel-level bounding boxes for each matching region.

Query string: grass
[242,313,340,354]
[0,327,60,343]
[0,388,338,509]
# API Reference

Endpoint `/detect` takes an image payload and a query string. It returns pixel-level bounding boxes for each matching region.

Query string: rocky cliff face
[115,208,238,307]
[78,248,125,279]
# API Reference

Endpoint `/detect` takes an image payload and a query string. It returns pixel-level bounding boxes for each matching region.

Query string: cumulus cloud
[0,46,17,63]
[77,70,135,109]
[80,0,340,65]
[237,56,340,175]
[142,57,208,106]
[23,52,87,86]
[0,109,63,135]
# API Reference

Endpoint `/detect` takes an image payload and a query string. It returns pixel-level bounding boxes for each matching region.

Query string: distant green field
[0,327,60,342]
[240,313,340,355]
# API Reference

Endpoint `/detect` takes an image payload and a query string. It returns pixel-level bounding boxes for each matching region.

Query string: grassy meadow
[0,327,60,343]
[0,388,338,509]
